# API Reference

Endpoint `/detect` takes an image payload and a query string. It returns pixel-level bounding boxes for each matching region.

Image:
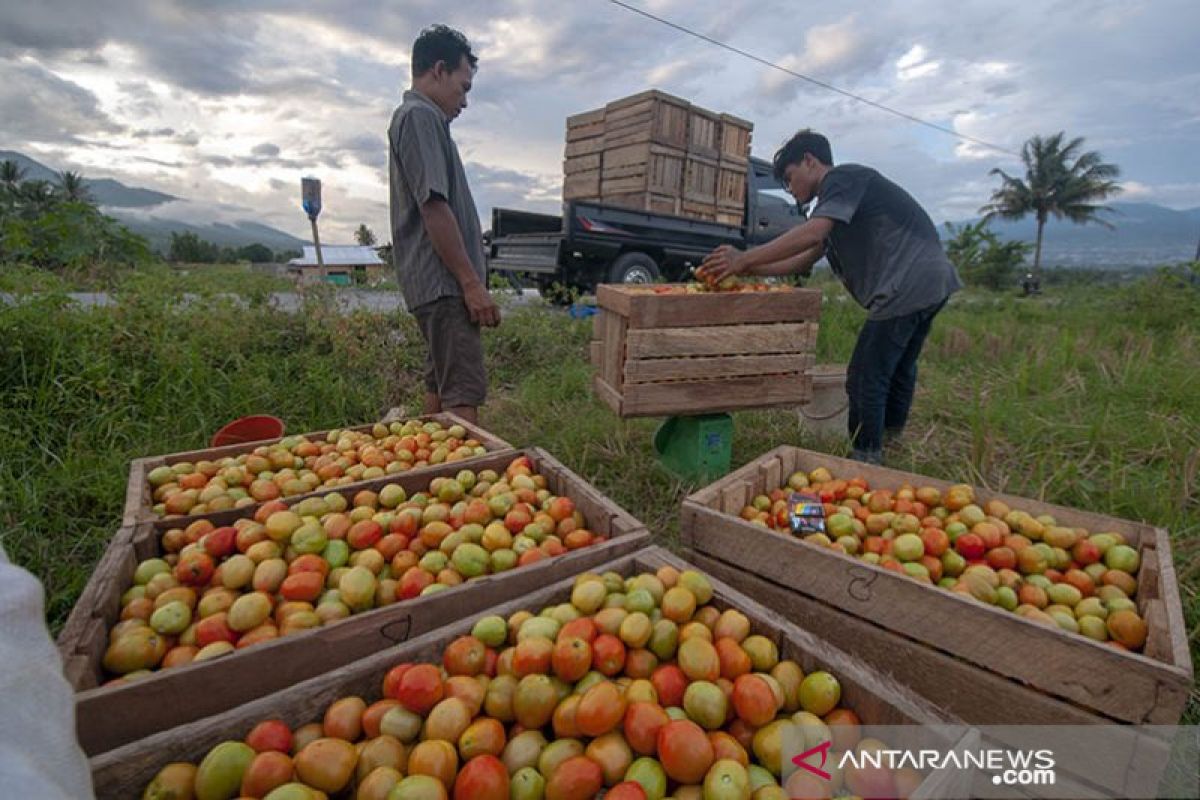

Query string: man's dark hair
[772,129,834,183]
[412,24,477,77]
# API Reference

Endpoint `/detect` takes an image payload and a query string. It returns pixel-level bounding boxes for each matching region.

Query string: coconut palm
[58,170,92,203]
[0,159,25,191]
[18,179,56,212]
[980,132,1121,279]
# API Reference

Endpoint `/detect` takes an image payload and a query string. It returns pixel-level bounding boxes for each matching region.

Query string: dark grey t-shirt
[387,90,485,311]
[810,164,961,320]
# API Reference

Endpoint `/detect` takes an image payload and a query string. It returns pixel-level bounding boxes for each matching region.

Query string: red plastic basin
[210,415,286,448]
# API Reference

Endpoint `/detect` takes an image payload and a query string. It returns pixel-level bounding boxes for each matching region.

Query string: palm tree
[980,132,1121,280]
[1,159,25,191]
[354,223,376,246]
[18,179,56,213]
[57,169,92,203]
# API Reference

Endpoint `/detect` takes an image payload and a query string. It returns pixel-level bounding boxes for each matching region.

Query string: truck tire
[608,252,660,284]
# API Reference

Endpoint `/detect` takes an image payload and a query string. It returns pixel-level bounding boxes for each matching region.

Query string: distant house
[287,245,386,285]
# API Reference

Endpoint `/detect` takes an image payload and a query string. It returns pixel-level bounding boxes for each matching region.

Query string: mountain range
[3,149,1197,266]
[0,150,306,252]
[946,202,1200,268]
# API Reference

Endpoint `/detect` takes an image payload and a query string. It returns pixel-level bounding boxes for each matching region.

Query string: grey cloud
[132,127,177,139]
[175,131,201,146]
[252,143,281,157]
[0,59,121,144]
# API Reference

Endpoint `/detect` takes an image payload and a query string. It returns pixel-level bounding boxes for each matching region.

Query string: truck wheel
[609,252,660,284]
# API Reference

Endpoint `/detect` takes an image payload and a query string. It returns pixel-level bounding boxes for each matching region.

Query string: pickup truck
[486,156,801,297]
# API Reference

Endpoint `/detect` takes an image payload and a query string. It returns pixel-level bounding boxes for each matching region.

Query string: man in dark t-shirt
[702,129,961,464]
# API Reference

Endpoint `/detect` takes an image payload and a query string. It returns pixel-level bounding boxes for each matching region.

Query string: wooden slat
[621,373,811,417]
[122,459,149,526]
[601,309,627,389]
[564,137,605,158]
[760,454,782,497]
[89,547,959,800]
[1136,549,1161,614]
[625,322,815,358]
[563,169,600,199]
[720,482,747,515]
[682,493,1192,724]
[563,153,601,174]
[1154,529,1195,679]
[596,284,822,328]
[684,153,718,203]
[623,353,813,383]
[591,375,624,416]
[565,107,604,128]
[564,121,604,142]
[70,449,650,755]
[687,107,720,157]
[686,552,1175,798]
[588,341,602,369]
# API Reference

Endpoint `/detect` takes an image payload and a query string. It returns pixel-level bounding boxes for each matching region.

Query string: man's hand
[700,244,748,283]
[464,283,501,327]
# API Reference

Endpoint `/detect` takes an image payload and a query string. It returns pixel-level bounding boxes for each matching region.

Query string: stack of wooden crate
[717,112,753,225]
[562,90,753,226]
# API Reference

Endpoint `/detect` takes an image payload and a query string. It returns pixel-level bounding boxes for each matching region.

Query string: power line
[608,0,1018,157]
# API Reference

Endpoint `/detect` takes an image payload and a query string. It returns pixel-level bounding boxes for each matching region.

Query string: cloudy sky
[2,0,1198,245]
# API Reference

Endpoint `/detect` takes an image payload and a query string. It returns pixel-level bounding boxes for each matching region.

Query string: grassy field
[1,262,1197,720]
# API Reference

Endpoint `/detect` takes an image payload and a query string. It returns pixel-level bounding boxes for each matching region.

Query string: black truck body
[487,156,801,293]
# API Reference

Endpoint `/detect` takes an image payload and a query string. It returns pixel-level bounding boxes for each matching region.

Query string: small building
[287,245,386,286]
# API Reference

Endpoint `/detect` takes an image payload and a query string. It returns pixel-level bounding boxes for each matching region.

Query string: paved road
[1,288,547,313]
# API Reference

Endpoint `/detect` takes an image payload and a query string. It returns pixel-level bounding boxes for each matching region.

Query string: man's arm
[420,199,500,327]
[746,243,824,277]
[701,216,833,280]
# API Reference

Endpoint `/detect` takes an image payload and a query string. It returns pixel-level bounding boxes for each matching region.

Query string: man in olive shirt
[702,130,961,464]
[388,24,500,425]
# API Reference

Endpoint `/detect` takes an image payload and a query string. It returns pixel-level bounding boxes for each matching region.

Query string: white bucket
[798,364,849,438]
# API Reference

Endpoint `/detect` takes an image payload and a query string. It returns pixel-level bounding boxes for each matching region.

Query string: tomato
[656,719,714,784]
[444,636,487,676]
[576,680,626,737]
[397,663,444,714]
[551,637,592,682]
[623,702,670,756]
[322,695,366,741]
[240,750,294,797]
[731,674,777,727]
[246,719,293,753]
[293,738,357,793]
[545,755,604,800]
[453,754,508,800]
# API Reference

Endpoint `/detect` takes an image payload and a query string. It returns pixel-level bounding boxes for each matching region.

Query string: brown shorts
[411,295,487,408]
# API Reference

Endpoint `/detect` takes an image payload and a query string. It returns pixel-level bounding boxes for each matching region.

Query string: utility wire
[609,0,1018,157]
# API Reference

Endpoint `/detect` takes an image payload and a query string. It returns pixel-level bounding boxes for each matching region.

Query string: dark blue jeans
[846,300,946,458]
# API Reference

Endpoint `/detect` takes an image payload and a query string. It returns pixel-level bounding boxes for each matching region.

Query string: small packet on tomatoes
[788,491,826,536]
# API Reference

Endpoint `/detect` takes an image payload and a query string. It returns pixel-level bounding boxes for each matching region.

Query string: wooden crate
[603,89,689,150]
[563,168,600,200]
[684,153,719,204]
[600,142,684,197]
[601,191,681,217]
[563,152,601,175]
[716,209,744,226]
[88,546,967,799]
[58,448,650,756]
[685,553,1178,797]
[565,107,605,141]
[687,105,721,158]
[719,112,753,162]
[717,158,748,209]
[119,412,512,527]
[590,284,821,417]
[680,446,1194,725]
[680,199,718,222]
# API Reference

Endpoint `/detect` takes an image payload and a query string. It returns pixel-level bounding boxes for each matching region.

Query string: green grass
[1,264,1196,721]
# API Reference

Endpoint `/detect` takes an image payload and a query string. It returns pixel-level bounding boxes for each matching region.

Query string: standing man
[388,24,499,425]
[702,130,961,465]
